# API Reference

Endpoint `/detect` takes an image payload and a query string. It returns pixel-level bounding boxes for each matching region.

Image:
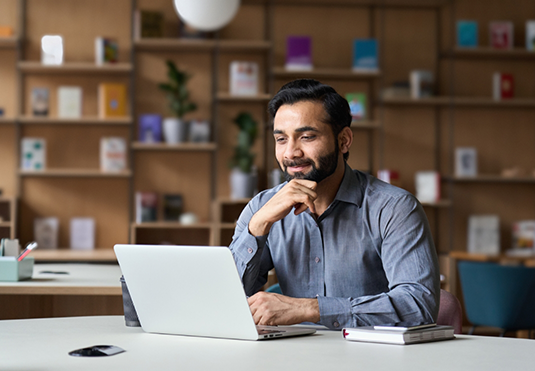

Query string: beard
[280,145,339,183]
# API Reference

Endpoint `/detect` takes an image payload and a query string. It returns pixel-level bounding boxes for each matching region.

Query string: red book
[493,73,514,100]
[489,21,513,49]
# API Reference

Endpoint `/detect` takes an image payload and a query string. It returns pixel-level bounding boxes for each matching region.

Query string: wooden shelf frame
[216,92,272,102]
[132,222,213,229]
[18,61,133,74]
[0,117,17,124]
[273,67,381,80]
[382,96,535,108]
[0,36,18,49]
[420,200,452,208]
[445,47,535,60]
[350,120,381,130]
[19,169,132,178]
[131,142,217,151]
[446,175,535,184]
[18,116,133,125]
[134,38,271,53]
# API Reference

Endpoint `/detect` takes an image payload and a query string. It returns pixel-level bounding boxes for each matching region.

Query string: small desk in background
[1,316,534,371]
[0,263,123,319]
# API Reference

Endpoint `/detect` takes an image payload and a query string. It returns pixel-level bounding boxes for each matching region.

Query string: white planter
[230,168,257,199]
[163,117,188,144]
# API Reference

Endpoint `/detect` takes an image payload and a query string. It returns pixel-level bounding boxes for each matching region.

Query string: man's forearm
[248,211,273,237]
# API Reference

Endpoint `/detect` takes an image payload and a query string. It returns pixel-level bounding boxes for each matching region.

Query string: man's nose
[284,138,303,159]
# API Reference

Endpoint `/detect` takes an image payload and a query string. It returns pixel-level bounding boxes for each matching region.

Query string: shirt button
[247,248,253,254]
[315,257,320,263]
[333,321,340,328]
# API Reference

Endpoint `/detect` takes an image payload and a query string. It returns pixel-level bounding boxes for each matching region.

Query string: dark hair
[268,79,352,160]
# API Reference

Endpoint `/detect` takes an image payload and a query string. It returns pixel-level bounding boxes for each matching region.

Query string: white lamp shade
[173,0,240,31]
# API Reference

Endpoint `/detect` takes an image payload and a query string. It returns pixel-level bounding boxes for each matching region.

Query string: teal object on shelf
[458,261,535,335]
[0,257,34,282]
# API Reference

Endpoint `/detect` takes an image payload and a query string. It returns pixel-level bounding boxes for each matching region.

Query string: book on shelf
[229,61,259,96]
[98,83,127,118]
[489,21,513,49]
[70,217,95,250]
[492,72,514,100]
[456,20,478,48]
[138,114,162,143]
[508,220,535,257]
[0,26,14,37]
[410,70,434,99]
[345,93,366,121]
[189,119,210,143]
[415,171,441,204]
[377,169,401,188]
[41,35,63,65]
[134,9,164,38]
[455,147,477,177]
[285,36,313,71]
[100,137,127,172]
[31,87,49,116]
[163,194,183,221]
[95,37,118,65]
[135,192,158,223]
[352,38,379,72]
[468,215,500,255]
[57,86,82,118]
[526,21,535,51]
[21,137,46,171]
[342,324,455,345]
[34,217,59,249]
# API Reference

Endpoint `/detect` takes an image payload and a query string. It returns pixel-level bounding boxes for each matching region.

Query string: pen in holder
[120,275,141,327]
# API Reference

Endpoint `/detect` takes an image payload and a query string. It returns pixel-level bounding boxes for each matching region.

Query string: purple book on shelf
[138,114,162,143]
[286,36,312,71]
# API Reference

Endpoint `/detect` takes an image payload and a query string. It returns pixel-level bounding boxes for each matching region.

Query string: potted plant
[229,112,258,199]
[158,60,197,144]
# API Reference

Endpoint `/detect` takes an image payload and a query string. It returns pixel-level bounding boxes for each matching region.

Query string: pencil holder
[120,275,141,327]
[0,257,34,282]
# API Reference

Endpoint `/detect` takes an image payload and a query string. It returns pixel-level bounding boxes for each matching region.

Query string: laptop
[114,244,316,341]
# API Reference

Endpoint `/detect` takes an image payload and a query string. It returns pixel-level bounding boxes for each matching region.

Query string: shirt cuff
[232,229,268,266]
[317,296,354,329]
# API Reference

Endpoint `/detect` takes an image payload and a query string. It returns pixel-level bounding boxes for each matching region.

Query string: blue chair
[458,261,535,337]
[265,283,282,294]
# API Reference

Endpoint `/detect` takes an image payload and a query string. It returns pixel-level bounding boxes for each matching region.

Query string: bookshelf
[0,0,532,295]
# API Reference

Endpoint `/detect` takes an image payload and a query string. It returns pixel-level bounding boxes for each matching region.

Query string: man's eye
[275,137,287,143]
[302,135,315,140]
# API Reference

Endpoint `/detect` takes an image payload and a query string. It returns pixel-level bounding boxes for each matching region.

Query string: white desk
[0,263,122,295]
[1,316,533,371]
[0,264,123,319]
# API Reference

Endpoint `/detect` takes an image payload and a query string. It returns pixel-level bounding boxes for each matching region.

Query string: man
[229,79,439,330]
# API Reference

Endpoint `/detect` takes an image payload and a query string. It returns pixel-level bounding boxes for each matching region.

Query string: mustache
[283,159,313,167]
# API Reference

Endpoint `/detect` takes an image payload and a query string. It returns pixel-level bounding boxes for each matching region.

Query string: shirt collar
[333,163,365,208]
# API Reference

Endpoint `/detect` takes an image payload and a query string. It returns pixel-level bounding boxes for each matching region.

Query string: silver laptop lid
[114,244,259,340]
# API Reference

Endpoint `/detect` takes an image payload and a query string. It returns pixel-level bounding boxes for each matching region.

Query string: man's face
[273,101,340,183]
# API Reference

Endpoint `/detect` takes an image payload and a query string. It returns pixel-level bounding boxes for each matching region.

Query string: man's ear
[338,127,353,155]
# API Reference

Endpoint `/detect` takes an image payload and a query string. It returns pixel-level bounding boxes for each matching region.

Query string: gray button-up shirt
[229,164,440,329]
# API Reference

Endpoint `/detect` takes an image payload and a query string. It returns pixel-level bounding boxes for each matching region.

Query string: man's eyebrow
[273,126,320,135]
[295,126,320,133]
